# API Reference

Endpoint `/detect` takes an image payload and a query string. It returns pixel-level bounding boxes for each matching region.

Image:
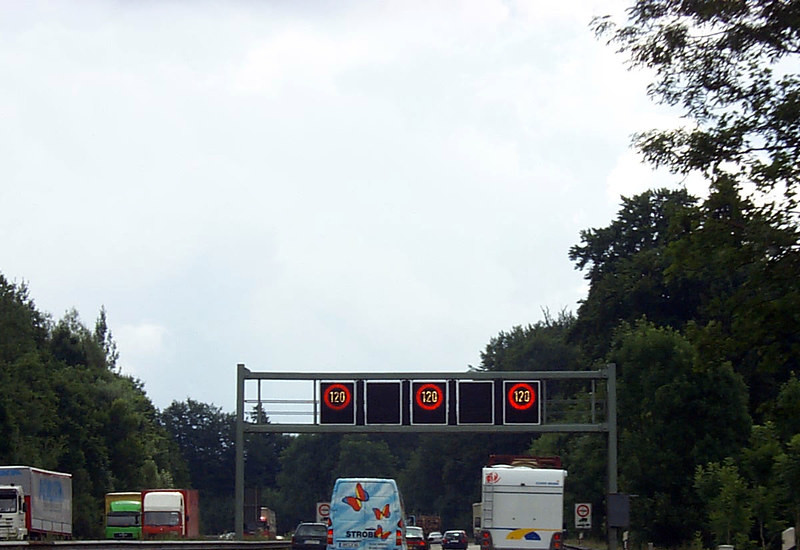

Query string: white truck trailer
[479,465,567,550]
[0,466,72,540]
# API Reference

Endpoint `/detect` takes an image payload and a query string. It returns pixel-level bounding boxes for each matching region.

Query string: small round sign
[318,502,330,517]
[576,504,590,518]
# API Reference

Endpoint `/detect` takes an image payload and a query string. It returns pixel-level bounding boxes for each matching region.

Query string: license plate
[305,541,321,545]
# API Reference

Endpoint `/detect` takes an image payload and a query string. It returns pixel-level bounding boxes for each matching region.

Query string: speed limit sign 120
[575,503,592,529]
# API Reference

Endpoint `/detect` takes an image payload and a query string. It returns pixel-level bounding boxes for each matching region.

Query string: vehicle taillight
[396,530,403,546]
[480,530,493,550]
[327,528,333,546]
[550,531,562,550]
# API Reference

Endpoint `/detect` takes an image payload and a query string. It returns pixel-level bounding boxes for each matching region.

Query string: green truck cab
[105,492,142,539]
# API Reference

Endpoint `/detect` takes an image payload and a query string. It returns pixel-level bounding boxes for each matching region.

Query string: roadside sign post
[316,501,330,523]
[575,503,592,529]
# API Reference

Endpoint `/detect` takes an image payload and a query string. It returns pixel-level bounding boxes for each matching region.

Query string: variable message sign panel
[320,381,356,425]
[410,381,448,425]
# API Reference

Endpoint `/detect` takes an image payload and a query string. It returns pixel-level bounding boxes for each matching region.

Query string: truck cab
[0,486,27,540]
[105,493,142,539]
[142,489,199,538]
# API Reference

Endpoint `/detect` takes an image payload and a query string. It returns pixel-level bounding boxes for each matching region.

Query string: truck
[244,488,276,538]
[141,489,199,538]
[0,466,72,540]
[105,492,142,539]
[479,461,567,550]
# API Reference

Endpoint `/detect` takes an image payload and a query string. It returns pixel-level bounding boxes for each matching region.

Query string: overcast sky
[1,0,692,413]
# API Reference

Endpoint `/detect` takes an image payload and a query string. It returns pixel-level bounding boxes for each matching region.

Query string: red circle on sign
[507,383,536,411]
[324,384,352,411]
[576,504,590,517]
[318,503,330,516]
[415,383,443,411]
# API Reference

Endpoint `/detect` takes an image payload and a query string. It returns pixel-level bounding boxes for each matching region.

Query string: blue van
[327,478,408,550]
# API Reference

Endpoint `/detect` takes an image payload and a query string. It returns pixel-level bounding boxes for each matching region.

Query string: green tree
[592,0,800,222]
[775,434,800,548]
[609,321,751,545]
[333,435,398,480]
[479,310,583,372]
[741,424,785,550]
[695,459,753,547]
[568,189,700,359]
[666,179,800,417]
[769,375,800,443]
[275,434,342,532]
[160,399,238,534]
[0,274,188,538]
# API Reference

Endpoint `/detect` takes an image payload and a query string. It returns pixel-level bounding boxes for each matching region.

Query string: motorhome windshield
[0,490,17,513]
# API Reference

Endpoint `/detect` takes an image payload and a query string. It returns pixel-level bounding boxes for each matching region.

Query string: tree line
[2,0,800,547]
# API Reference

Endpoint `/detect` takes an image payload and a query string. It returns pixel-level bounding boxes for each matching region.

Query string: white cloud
[115,323,168,378]
[0,0,682,411]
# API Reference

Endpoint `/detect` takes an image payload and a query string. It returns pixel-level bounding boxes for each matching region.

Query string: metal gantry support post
[607,363,618,550]
[235,364,246,540]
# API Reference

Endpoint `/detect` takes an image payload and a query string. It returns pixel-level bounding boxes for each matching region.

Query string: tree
[609,320,751,545]
[667,179,800,416]
[775,434,800,549]
[479,310,584,372]
[0,274,188,537]
[593,0,800,223]
[694,459,753,547]
[275,434,342,531]
[741,424,785,550]
[160,399,238,533]
[568,188,701,358]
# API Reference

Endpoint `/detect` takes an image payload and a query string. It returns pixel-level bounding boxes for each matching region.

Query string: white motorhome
[479,465,567,550]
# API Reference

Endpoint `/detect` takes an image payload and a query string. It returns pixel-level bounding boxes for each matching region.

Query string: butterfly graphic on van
[342,482,369,511]
[373,526,392,540]
[373,504,390,519]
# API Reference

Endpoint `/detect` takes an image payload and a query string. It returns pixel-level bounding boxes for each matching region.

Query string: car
[427,531,443,545]
[291,522,327,550]
[406,526,428,550]
[441,530,468,550]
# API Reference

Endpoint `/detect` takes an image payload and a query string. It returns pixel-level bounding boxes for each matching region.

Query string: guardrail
[0,541,291,550]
